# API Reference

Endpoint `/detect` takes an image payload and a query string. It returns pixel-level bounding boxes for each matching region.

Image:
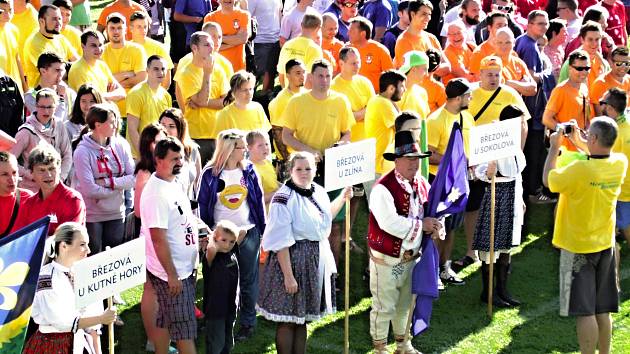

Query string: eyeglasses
[342,2,359,8]
[614,61,630,67]
[571,66,591,72]
[36,105,55,110]
[533,22,549,26]
[599,100,608,106]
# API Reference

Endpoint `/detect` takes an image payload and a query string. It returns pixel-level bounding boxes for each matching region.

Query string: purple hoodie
[72,134,135,222]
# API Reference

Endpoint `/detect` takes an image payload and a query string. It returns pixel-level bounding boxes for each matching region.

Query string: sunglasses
[493,5,513,12]
[222,133,243,140]
[614,61,630,67]
[599,100,608,106]
[342,2,359,8]
[571,66,591,72]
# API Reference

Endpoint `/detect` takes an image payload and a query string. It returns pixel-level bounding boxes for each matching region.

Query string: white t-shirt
[213,168,252,227]
[141,174,199,281]
[280,5,310,40]
[249,0,282,43]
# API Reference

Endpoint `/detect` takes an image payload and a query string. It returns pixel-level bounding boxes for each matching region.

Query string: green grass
[110,201,630,353]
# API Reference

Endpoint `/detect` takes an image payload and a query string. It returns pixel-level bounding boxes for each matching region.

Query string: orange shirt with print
[97,1,147,40]
[469,40,495,78]
[394,30,441,68]
[422,76,447,113]
[204,8,250,72]
[323,37,344,65]
[545,81,594,150]
[443,42,475,84]
[589,72,630,105]
[356,40,394,91]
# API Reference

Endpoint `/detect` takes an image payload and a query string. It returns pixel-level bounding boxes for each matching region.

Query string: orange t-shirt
[356,40,394,92]
[394,30,441,68]
[97,1,147,40]
[589,72,630,105]
[443,42,475,84]
[500,53,532,82]
[204,9,250,72]
[587,52,609,88]
[545,81,593,150]
[323,37,343,65]
[422,76,447,113]
[469,40,495,77]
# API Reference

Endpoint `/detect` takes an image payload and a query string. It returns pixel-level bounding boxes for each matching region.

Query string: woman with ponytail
[213,70,271,137]
[72,104,135,255]
[23,222,116,354]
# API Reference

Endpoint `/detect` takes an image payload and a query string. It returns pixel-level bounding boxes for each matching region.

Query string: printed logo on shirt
[184,222,196,246]
[233,19,240,30]
[366,54,373,64]
[49,213,58,223]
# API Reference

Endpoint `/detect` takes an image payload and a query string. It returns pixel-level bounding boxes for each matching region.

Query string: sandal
[451,255,475,273]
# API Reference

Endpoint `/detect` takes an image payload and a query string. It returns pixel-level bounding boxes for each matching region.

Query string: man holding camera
[543,50,594,151]
[543,117,627,354]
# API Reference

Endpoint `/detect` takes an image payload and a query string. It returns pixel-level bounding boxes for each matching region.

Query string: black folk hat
[383,131,432,161]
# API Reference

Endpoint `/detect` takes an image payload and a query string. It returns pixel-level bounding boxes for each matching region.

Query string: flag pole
[108,296,115,354]
[344,194,351,354]
[487,175,496,317]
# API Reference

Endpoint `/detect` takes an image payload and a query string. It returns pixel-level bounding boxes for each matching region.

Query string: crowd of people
[0,0,629,353]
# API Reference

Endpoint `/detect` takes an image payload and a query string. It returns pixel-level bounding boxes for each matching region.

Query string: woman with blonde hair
[214,70,271,137]
[197,129,266,340]
[23,222,116,354]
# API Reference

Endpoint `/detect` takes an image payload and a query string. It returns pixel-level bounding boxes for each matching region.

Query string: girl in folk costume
[23,222,116,354]
[473,105,527,308]
[257,152,351,354]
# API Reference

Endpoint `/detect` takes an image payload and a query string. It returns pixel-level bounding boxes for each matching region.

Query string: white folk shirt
[369,171,425,265]
[141,173,199,281]
[31,261,103,354]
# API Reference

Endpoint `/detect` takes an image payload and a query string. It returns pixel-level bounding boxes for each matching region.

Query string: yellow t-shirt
[214,102,271,138]
[253,159,279,195]
[174,52,233,83]
[281,91,355,153]
[0,24,22,88]
[177,62,230,139]
[330,74,375,142]
[277,36,323,75]
[613,118,630,202]
[364,95,398,174]
[125,82,173,158]
[134,37,174,70]
[548,154,627,253]
[268,87,306,126]
[23,32,78,89]
[11,4,37,56]
[61,25,83,56]
[68,58,115,93]
[102,42,147,117]
[469,85,530,126]
[426,107,474,175]
[398,83,430,120]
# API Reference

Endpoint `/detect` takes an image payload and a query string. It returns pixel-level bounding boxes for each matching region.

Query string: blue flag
[411,121,469,336]
[0,216,49,353]
[426,121,469,218]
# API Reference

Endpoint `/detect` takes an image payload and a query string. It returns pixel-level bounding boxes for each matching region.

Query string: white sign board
[468,119,522,166]
[324,139,376,191]
[73,237,146,309]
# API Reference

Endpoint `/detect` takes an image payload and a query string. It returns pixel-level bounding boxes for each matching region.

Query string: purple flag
[411,121,469,336]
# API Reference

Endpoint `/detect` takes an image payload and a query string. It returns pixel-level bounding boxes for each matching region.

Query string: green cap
[399,51,429,74]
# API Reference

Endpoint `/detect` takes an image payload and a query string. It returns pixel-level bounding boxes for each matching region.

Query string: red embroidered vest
[367,170,429,258]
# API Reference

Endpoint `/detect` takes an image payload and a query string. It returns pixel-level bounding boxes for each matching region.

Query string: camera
[557,122,576,136]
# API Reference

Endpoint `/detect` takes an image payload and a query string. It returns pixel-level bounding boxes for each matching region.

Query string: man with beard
[67,30,126,102]
[364,70,406,186]
[23,4,78,89]
[141,137,200,354]
[427,78,475,286]
[441,0,484,44]
[103,13,147,134]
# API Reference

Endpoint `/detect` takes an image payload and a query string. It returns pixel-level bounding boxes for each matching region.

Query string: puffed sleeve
[30,273,81,333]
[261,192,294,252]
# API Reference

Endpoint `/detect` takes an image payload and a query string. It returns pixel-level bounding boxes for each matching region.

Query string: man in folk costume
[368,130,443,354]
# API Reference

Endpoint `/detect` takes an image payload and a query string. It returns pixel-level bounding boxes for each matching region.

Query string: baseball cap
[399,51,429,74]
[445,78,472,99]
[479,56,503,71]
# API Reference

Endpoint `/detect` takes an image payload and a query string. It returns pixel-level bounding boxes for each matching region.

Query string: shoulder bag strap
[1,192,21,237]
[473,87,502,122]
